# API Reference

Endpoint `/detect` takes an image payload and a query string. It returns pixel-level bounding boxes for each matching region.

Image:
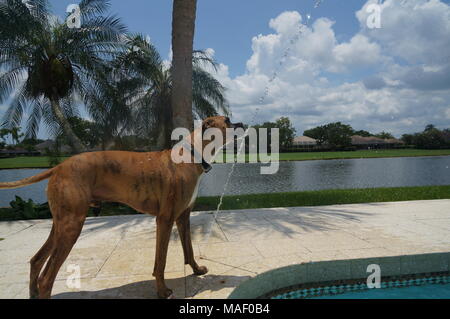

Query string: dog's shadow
[52,273,251,299]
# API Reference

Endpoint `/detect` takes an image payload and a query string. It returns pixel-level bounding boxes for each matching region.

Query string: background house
[290,136,318,151]
[351,135,405,149]
[35,140,72,154]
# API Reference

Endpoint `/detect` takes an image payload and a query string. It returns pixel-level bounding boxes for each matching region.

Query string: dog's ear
[202,119,214,131]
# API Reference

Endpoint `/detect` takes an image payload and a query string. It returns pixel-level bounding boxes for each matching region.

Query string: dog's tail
[0,168,55,189]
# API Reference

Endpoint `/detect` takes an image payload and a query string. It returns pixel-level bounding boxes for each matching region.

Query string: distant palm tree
[89,34,229,150]
[0,0,126,153]
[82,58,146,149]
[0,126,22,145]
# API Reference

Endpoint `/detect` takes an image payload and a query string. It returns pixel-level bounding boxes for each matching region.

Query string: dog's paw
[193,265,208,276]
[29,289,39,299]
[157,287,174,299]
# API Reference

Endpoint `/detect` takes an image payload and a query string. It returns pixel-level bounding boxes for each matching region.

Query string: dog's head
[199,116,244,163]
[201,116,244,137]
[180,116,244,166]
[198,116,244,159]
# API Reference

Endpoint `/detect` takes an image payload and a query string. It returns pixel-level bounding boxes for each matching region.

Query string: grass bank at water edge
[0,185,449,221]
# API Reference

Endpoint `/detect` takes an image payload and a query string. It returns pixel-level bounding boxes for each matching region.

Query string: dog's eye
[225,117,231,124]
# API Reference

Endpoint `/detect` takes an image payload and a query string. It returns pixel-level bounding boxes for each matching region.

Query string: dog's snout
[232,122,244,129]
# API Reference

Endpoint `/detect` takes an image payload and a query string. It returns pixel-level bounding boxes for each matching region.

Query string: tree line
[303,122,450,150]
[401,125,450,149]
[303,122,394,149]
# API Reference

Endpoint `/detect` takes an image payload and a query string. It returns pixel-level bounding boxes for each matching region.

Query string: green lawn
[276,149,450,161]
[1,185,449,221]
[1,149,449,169]
[0,156,68,169]
[194,185,450,211]
[218,148,450,163]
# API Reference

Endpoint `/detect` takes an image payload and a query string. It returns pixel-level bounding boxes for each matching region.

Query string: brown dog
[0,116,243,299]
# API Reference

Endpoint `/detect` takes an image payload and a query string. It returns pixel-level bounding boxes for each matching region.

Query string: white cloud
[445,107,450,119]
[269,11,302,35]
[356,0,450,65]
[332,34,384,72]
[206,0,450,136]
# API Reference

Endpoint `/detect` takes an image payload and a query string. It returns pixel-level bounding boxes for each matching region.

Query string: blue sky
[50,0,365,77]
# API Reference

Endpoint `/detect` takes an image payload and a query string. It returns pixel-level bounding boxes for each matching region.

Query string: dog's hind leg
[36,184,89,298]
[29,224,55,299]
[37,214,86,298]
[176,209,208,276]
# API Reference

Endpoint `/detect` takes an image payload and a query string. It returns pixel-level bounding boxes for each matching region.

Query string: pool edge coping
[227,251,450,299]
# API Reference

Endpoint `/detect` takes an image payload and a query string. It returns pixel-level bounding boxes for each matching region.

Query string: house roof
[385,138,405,144]
[293,136,317,144]
[35,140,72,153]
[351,135,404,145]
[35,140,54,150]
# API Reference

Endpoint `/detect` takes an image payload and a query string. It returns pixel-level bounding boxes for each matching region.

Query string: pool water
[313,283,450,299]
[271,275,450,299]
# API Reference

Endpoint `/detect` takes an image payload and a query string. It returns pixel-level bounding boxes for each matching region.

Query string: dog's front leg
[176,209,208,276]
[153,214,175,298]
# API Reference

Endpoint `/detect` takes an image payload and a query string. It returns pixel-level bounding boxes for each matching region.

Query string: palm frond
[193,66,229,116]
[22,0,50,22]
[193,94,216,119]
[40,97,64,138]
[78,0,110,19]
[116,33,162,80]
[193,50,219,72]
[0,0,48,43]
[76,15,127,44]
[25,95,47,138]
[0,67,27,103]
[59,91,80,119]
[1,84,28,129]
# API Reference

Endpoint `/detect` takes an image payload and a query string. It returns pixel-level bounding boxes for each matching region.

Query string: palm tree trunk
[171,0,197,132]
[49,97,87,153]
[156,123,166,150]
[155,120,173,151]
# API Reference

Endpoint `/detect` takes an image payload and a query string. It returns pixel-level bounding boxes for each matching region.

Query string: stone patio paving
[0,199,449,299]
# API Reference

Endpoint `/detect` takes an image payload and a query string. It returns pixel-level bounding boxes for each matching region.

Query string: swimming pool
[271,274,450,299]
[313,283,450,299]
[228,253,450,299]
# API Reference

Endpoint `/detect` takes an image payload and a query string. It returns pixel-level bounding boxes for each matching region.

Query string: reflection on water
[0,169,49,207]
[0,156,449,206]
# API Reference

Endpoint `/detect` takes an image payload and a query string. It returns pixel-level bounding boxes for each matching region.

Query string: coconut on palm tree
[0,0,126,153]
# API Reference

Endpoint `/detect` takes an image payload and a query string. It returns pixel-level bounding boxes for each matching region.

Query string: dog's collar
[181,140,212,173]
[200,158,212,173]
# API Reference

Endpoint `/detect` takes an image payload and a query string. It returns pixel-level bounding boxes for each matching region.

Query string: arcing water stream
[199,1,324,255]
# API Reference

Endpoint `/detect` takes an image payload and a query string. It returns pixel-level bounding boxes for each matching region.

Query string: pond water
[0,156,449,207]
